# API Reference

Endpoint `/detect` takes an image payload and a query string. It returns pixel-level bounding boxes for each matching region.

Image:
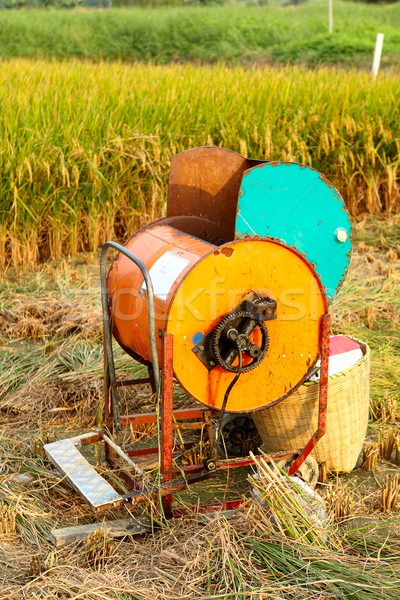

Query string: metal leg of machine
[102,325,331,516]
[160,331,174,515]
[288,313,331,476]
[45,317,333,513]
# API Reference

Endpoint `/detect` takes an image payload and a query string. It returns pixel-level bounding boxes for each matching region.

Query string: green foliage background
[0,3,399,65]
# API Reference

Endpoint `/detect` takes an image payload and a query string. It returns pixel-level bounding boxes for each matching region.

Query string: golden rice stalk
[395,437,400,467]
[371,395,397,423]
[0,60,399,268]
[318,461,328,485]
[32,432,57,459]
[326,482,354,523]
[361,443,379,471]
[381,474,399,512]
[378,261,395,277]
[129,422,158,442]
[366,305,376,329]
[181,440,211,466]
[27,555,42,578]
[378,428,397,460]
[357,241,370,253]
[27,551,56,578]
[386,248,397,262]
[0,502,16,534]
[246,452,331,548]
[85,528,116,569]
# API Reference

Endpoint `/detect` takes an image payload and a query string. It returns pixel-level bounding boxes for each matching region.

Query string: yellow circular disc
[166,239,327,413]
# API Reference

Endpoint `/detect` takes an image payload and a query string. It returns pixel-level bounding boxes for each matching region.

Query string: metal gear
[211,310,269,373]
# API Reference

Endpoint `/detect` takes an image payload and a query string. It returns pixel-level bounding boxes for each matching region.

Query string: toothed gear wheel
[211,310,269,373]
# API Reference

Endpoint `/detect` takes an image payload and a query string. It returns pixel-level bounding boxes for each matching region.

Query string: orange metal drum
[107,224,213,363]
[107,224,327,412]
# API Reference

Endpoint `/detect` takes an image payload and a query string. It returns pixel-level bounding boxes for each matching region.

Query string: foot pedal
[44,439,123,509]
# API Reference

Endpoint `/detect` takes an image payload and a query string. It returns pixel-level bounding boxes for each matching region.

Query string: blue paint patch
[192,332,203,345]
[235,162,352,301]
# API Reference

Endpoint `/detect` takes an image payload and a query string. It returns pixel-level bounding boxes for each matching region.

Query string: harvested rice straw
[361,443,379,471]
[27,555,42,578]
[181,441,211,466]
[0,295,101,341]
[326,481,354,522]
[395,437,400,466]
[32,432,57,458]
[246,452,331,548]
[318,461,328,484]
[371,396,397,423]
[381,474,399,511]
[0,502,16,534]
[85,528,117,569]
[379,428,397,460]
[0,480,54,544]
[129,422,157,442]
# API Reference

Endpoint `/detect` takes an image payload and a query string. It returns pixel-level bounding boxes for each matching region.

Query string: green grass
[0,3,400,66]
[0,58,399,268]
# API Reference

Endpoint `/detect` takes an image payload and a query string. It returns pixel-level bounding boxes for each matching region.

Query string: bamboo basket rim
[301,336,370,388]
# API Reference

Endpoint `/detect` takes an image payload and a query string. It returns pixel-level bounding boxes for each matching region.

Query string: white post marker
[372,33,384,78]
[329,0,333,34]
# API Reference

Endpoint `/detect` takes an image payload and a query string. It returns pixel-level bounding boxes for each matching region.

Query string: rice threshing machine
[45,147,352,516]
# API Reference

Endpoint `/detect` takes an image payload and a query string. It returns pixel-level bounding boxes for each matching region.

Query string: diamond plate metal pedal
[44,438,123,509]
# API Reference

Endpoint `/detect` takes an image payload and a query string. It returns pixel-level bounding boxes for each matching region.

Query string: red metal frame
[288,313,330,476]
[160,332,174,513]
[171,499,248,519]
[103,314,330,515]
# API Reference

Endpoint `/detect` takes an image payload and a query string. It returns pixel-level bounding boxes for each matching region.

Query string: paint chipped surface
[214,247,234,257]
[235,161,352,302]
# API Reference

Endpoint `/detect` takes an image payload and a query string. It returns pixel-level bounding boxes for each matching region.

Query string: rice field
[1,59,400,268]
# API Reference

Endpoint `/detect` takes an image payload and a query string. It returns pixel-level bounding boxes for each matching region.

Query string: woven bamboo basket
[252,340,370,473]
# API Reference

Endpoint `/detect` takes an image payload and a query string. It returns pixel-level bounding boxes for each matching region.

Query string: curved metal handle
[100,241,161,430]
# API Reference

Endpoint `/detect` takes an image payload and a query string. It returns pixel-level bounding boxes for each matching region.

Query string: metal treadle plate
[44,439,123,509]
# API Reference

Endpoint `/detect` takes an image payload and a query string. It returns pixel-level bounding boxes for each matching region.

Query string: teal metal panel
[235,162,352,301]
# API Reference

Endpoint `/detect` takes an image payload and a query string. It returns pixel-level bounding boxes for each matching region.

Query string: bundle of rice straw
[247,452,336,549]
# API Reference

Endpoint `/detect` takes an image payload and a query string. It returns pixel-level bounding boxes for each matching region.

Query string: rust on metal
[167,147,266,240]
[214,247,234,257]
[107,224,214,365]
[120,407,217,427]
[161,332,174,485]
[160,332,174,514]
[107,457,146,492]
[288,312,331,476]
[127,441,195,459]
[123,471,212,507]
[170,499,248,518]
[111,377,151,388]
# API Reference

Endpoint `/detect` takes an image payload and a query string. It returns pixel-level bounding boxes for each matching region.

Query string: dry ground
[1,216,400,599]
